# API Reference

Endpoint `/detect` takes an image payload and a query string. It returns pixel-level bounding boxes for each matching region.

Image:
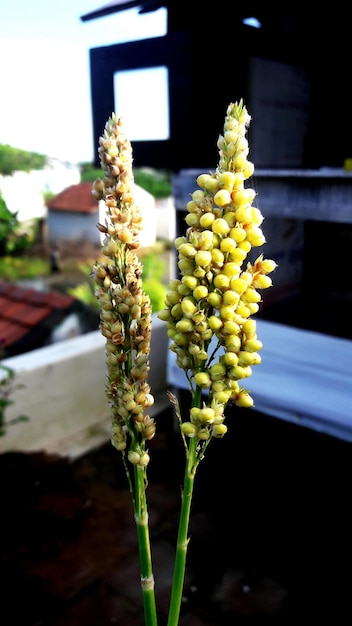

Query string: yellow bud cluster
[92,113,154,465]
[159,100,277,441]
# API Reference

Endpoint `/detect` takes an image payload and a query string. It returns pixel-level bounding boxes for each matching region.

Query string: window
[114,66,169,141]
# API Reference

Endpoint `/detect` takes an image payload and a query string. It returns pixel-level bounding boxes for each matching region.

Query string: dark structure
[82,1,352,171]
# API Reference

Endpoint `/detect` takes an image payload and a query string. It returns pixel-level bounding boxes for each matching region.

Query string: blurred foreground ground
[1,403,352,626]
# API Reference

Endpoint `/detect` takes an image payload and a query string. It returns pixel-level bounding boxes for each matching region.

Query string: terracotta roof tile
[46,182,99,214]
[0,281,76,355]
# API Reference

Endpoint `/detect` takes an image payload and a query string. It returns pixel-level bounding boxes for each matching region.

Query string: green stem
[134,464,158,626]
[167,435,198,626]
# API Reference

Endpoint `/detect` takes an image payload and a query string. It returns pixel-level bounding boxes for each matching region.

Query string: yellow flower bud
[128,450,141,465]
[174,332,189,346]
[194,372,212,389]
[218,171,236,190]
[213,274,230,291]
[181,298,197,317]
[223,262,241,278]
[222,320,240,335]
[220,237,237,253]
[245,227,266,247]
[199,407,215,423]
[158,309,171,321]
[186,200,199,213]
[208,315,223,331]
[211,248,225,266]
[193,285,208,300]
[214,189,232,207]
[176,318,193,333]
[197,427,210,440]
[236,391,254,408]
[199,212,215,228]
[220,352,238,366]
[220,305,236,320]
[212,423,228,437]
[261,259,278,274]
[198,230,214,249]
[253,274,273,289]
[229,226,247,243]
[195,250,212,267]
[242,319,256,336]
[225,335,241,352]
[138,452,150,467]
[185,213,200,227]
[196,173,219,192]
[166,290,180,305]
[208,291,222,308]
[170,303,182,318]
[181,422,197,437]
[192,190,205,203]
[209,363,226,380]
[178,258,195,274]
[242,288,261,303]
[212,218,230,236]
[182,276,198,289]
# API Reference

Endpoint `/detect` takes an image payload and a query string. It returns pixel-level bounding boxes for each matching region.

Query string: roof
[0,281,76,357]
[80,1,347,38]
[46,182,99,215]
[80,1,164,21]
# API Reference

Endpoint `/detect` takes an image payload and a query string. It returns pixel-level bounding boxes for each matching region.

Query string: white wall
[0,315,169,458]
[0,161,80,221]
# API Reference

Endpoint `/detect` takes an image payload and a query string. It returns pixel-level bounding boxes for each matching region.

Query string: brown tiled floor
[2,407,352,625]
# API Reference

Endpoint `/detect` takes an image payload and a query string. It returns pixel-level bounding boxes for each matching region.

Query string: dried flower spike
[92,114,155,464]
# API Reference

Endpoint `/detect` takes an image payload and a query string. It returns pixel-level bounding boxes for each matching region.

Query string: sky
[0,0,167,164]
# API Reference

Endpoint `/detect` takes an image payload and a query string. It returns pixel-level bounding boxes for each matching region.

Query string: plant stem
[134,465,158,626]
[167,435,198,626]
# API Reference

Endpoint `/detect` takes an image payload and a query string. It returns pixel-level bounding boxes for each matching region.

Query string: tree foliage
[0,192,35,256]
[0,144,46,176]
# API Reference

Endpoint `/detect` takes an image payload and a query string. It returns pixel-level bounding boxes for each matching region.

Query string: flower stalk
[93,100,276,626]
[92,114,157,626]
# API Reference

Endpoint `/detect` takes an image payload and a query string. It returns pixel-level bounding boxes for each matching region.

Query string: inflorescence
[92,114,155,468]
[157,100,277,442]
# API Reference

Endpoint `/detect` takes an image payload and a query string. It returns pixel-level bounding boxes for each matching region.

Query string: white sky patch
[0,3,167,162]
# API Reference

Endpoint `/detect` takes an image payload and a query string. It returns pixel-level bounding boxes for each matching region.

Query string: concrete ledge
[0,314,169,458]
